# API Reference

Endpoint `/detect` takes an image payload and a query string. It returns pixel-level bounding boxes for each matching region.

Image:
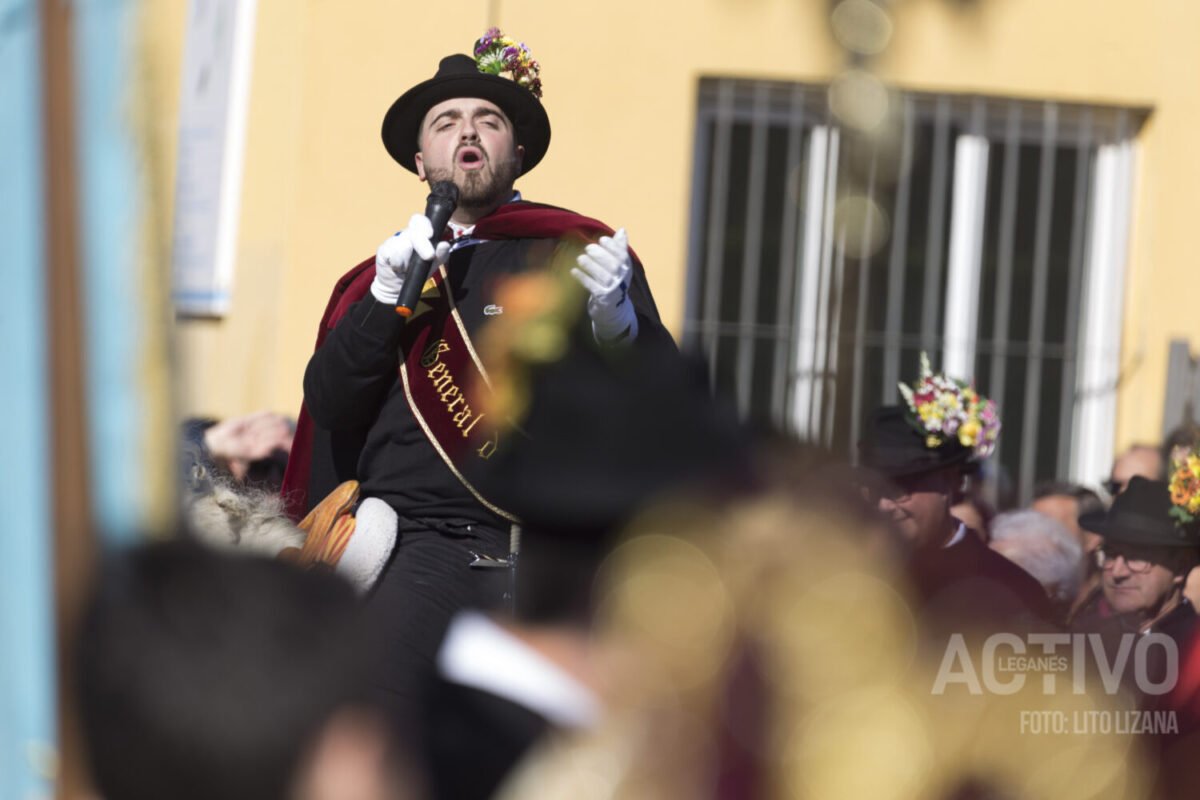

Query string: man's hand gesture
[572,227,638,344]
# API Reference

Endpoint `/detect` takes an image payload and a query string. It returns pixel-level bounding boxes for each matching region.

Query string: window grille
[684,78,1149,504]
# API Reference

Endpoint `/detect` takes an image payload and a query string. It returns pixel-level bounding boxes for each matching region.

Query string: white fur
[185,481,306,557]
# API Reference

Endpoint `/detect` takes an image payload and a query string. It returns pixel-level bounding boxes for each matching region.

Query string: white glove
[371,213,452,305]
[571,227,639,344]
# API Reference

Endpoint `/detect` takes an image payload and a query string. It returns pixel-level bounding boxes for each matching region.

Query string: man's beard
[427,148,521,212]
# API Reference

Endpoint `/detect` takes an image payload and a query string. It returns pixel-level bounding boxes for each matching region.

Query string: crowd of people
[74,29,1200,800]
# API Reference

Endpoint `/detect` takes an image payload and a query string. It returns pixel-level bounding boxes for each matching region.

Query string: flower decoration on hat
[1168,445,1200,526]
[897,352,1000,459]
[473,28,542,98]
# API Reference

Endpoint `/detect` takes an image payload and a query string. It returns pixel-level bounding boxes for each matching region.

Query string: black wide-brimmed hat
[381,53,551,176]
[1079,476,1200,548]
[467,338,757,543]
[858,405,974,479]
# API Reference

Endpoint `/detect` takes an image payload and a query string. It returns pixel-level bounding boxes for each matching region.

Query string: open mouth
[456,147,485,170]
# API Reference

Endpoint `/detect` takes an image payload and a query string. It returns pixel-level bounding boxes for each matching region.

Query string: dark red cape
[280,201,637,520]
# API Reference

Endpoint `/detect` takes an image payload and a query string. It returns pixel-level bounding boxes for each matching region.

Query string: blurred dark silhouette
[76,537,412,800]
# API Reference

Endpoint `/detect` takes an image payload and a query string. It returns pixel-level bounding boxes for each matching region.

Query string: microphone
[395,180,459,317]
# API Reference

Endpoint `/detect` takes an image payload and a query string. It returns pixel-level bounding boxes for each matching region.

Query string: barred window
[684,78,1148,503]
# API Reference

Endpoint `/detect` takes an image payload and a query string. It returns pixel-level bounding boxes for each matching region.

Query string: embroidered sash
[398,264,516,522]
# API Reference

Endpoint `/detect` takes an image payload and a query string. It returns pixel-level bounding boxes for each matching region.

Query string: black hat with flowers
[381,29,550,176]
[859,405,975,479]
[858,353,1001,479]
[1078,476,1200,548]
[468,337,757,542]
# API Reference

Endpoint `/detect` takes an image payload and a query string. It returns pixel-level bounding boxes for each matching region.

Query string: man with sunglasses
[859,405,1053,634]
[1071,476,1199,636]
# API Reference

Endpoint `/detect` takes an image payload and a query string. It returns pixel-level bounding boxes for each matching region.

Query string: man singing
[281,29,673,742]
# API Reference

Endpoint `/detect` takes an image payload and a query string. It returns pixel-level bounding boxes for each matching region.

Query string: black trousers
[363,515,511,748]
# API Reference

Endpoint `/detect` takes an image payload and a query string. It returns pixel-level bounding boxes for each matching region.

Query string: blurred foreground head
[76,539,407,800]
[470,324,758,623]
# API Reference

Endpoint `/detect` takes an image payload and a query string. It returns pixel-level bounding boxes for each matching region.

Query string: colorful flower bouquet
[897,352,1000,459]
[474,28,542,98]
[1168,446,1200,526]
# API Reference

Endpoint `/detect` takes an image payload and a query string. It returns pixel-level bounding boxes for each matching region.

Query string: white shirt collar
[943,521,968,548]
[437,610,600,730]
[446,190,522,240]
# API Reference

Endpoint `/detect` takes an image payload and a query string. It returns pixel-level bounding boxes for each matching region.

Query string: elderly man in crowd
[1070,477,1200,683]
[989,509,1084,624]
[1030,481,1105,614]
[858,356,1051,636]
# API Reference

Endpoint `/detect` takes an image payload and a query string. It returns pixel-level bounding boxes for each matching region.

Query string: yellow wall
[154,0,1200,457]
